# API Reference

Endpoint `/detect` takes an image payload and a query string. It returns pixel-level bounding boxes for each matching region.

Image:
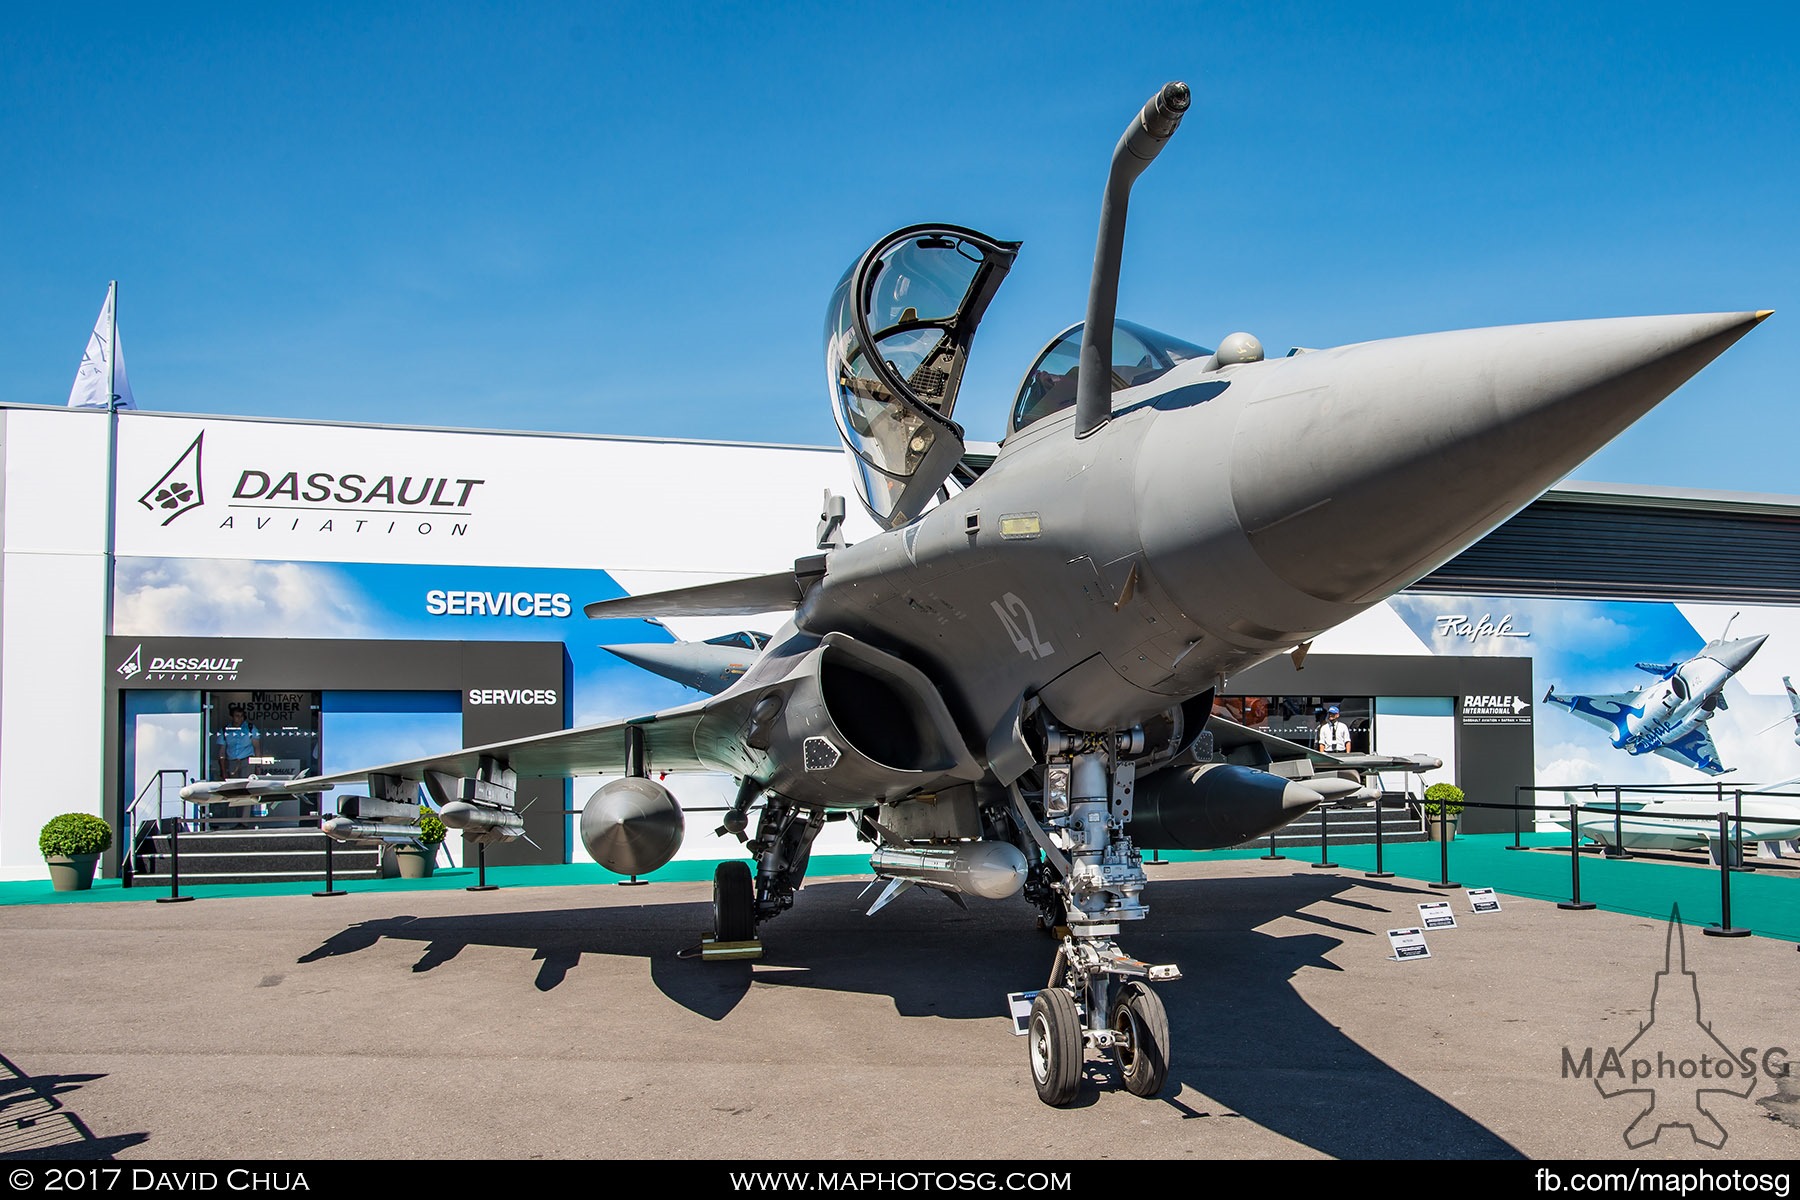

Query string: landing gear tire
[1109,981,1170,1097]
[713,860,755,942]
[1028,988,1082,1107]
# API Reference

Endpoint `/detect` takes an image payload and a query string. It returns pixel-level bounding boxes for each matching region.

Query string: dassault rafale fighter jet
[1756,675,1800,747]
[198,83,1769,1105]
[599,630,773,696]
[1544,618,1768,775]
[1553,793,1800,862]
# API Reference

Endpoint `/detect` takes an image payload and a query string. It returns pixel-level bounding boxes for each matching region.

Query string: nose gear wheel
[1109,980,1170,1096]
[1028,988,1082,1106]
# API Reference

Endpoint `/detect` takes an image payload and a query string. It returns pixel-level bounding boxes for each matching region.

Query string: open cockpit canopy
[825,225,1018,529]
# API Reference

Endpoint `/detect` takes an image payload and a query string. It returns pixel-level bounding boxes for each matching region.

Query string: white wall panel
[1311,602,1433,656]
[1372,696,1457,798]
[4,408,111,554]
[0,552,107,879]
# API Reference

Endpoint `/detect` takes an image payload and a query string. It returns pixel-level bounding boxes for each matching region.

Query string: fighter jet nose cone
[600,644,668,670]
[1719,633,1769,673]
[1228,312,1769,606]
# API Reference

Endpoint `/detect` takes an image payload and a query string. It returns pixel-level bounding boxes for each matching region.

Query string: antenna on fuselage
[1074,81,1191,439]
[816,490,848,550]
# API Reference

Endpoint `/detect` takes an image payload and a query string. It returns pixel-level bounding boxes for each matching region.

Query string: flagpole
[108,281,118,411]
[102,281,121,638]
[102,283,126,863]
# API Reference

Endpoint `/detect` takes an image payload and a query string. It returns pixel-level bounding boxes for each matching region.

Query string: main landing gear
[712,860,755,943]
[706,793,824,950]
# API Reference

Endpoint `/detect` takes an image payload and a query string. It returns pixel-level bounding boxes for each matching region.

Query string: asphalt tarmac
[3,856,1796,1162]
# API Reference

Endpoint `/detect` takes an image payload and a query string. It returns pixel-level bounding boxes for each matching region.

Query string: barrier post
[1311,803,1338,869]
[313,825,347,897]
[1428,804,1461,889]
[467,841,499,892]
[1728,788,1755,873]
[1260,829,1285,861]
[1366,792,1394,879]
[156,821,195,905]
[1505,784,1528,850]
[1605,787,1630,859]
[1558,803,1595,910]
[1703,811,1751,937]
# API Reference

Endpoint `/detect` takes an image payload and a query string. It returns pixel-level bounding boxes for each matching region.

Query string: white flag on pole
[68,282,137,410]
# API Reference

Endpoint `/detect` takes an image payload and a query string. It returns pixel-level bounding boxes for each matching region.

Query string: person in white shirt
[1317,705,1352,754]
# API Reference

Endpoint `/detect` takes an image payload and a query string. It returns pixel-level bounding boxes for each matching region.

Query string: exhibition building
[2,400,1797,881]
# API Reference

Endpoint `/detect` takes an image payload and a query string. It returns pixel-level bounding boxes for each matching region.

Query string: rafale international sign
[1462,694,1533,725]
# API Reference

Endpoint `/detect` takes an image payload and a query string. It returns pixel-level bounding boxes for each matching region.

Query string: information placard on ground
[1006,990,1038,1035]
[1387,928,1430,960]
[1467,886,1502,913]
[1418,900,1458,929]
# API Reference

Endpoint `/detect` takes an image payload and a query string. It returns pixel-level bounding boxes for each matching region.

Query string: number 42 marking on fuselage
[992,592,1054,660]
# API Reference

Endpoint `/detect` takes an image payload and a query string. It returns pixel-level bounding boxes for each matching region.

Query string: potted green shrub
[1423,782,1466,841]
[40,812,114,891]
[395,807,446,879]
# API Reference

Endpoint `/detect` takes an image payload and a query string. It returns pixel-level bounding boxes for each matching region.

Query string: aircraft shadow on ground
[294,871,1520,1158]
[0,1051,149,1160]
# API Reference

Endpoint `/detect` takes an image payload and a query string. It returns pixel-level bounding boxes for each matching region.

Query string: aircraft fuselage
[788,312,1773,788]
[1616,659,1735,754]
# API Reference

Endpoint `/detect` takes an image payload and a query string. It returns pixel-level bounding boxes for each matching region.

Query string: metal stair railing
[123,768,190,888]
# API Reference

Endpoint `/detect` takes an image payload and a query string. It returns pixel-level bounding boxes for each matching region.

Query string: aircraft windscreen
[1010,320,1211,434]
[704,632,767,650]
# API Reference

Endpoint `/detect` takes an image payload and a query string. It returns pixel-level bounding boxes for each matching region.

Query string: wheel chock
[699,936,762,961]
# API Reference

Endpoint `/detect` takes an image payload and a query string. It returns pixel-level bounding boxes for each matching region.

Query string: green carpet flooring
[6,837,1795,943]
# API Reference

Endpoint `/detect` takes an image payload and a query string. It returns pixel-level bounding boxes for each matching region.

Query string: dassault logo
[231,471,484,509]
[131,653,246,682]
[1433,613,1531,641]
[137,428,486,542]
[137,433,206,525]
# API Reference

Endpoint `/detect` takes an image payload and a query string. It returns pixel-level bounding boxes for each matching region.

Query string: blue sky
[5,3,1796,493]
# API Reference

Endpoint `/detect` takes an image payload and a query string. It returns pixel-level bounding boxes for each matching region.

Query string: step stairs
[128,826,382,887]
[1232,798,1429,851]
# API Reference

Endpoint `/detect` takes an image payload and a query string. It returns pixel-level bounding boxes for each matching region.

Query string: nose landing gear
[1027,939,1176,1107]
[1010,724,1180,1106]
